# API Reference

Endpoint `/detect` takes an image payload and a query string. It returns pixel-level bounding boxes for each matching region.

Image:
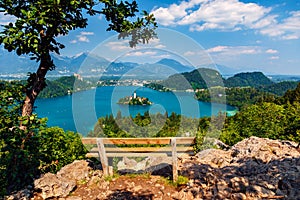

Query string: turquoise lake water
[35,86,236,135]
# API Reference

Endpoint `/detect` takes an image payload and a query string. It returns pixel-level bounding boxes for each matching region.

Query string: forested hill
[148,68,274,91]
[39,76,92,98]
[225,72,273,87]
[155,68,224,90]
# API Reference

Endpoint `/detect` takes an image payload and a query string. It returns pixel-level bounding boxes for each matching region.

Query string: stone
[230,177,249,192]
[34,160,95,199]
[14,137,299,200]
[34,173,76,199]
[178,137,300,200]
[231,193,247,200]
[117,156,172,175]
[4,188,32,200]
[57,160,93,181]
[246,184,276,198]
[66,196,83,200]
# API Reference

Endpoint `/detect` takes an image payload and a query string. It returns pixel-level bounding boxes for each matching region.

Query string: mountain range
[0,48,243,79]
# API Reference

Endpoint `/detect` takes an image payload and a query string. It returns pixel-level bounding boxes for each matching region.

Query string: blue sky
[1,0,300,75]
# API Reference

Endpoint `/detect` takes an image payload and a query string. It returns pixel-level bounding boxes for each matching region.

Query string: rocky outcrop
[5,136,299,200]
[178,136,300,199]
[33,160,101,199]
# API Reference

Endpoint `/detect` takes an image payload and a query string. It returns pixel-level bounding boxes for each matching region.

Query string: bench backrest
[81,137,196,181]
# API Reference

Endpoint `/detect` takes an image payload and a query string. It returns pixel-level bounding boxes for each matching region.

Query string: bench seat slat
[82,137,195,145]
[89,146,194,153]
[86,152,194,158]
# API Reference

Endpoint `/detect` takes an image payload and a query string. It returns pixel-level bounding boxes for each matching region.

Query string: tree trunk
[21,53,50,117]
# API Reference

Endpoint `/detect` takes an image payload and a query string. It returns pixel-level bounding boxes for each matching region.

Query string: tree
[0,0,157,117]
[0,81,87,194]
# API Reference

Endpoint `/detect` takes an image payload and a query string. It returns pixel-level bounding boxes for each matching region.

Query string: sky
[1,0,300,75]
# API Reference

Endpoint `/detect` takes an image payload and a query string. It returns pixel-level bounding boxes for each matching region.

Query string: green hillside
[225,72,273,87]
[258,81,299,96]
[39,76,93,98]
[157,68,224,90]
[148,69,276,91]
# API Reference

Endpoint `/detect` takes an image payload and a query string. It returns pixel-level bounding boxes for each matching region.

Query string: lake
[35,86,236,135]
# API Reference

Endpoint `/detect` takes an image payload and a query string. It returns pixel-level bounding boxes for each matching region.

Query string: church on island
[118,91,153,105]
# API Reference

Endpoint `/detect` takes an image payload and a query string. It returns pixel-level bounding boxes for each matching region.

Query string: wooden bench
[81,137,195,181]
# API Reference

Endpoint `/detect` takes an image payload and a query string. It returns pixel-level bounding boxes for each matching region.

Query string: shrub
[0,81,87,196]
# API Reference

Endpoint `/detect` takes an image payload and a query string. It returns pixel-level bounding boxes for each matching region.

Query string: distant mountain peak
[156,58,186,66]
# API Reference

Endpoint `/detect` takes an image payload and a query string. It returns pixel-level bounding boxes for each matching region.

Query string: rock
[213,139,230,150]
[57,160,93,181]
[66,196,83,200]
[179,137,300,200]
[34,160,94,199]
[12,137,298,200]
[117,156,172,175]
[4,188,32,200]
[247,185,275,197]
[195,149,231,167]
[230,136,299,162]
[230,177,248,192]
[34,173,76,199]
[231,193,247,200]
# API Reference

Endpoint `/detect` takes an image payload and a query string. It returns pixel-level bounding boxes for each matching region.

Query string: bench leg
[97,138,109,176]
[171,138,178,182]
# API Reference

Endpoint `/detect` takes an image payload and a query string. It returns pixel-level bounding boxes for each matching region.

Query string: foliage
[225,72,273,88]
[277,82,300,105]
[150,68,224,91]
[89,111,223,153]
[258,81,299,96]
[144,82,170,92]
[118,96,152,105]
[89,112,195,138]
[37,127,87,173]
[196,87,276,108]
[0,81,87,196]
[148,70,276,92]
[0,0,156,61]
[39,75,93,98]
[159,175,189,187]
[0,0,157,117]
[220,102,300,146]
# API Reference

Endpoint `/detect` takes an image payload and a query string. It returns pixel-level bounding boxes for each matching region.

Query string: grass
[103,170,189,189]
[104,172,121,182]
[159,175,189,188]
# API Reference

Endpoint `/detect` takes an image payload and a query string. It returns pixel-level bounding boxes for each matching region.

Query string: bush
[0,81,87,196]
[220,102,300,146]
[37,126,88,173]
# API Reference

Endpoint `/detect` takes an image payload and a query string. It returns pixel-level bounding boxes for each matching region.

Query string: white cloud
[152,54,171,60]
[206,45,229,53]
[70,40,77,44]
[77,35,89,42]
[206,45,261,55]
[105,38,166,52]
[265,49,278,54]
[152,0,271,31]
[71,32,94,43]
[148,38,166,48]
[105,40,132,51]
[260,11,300,40]
[81,32,94,36]
[152,0,300,40]
[269,56,279,60]
[125,51,157,57]
[0,13,15,25]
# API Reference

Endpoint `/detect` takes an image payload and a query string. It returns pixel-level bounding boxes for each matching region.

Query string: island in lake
[118,91,153,105]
